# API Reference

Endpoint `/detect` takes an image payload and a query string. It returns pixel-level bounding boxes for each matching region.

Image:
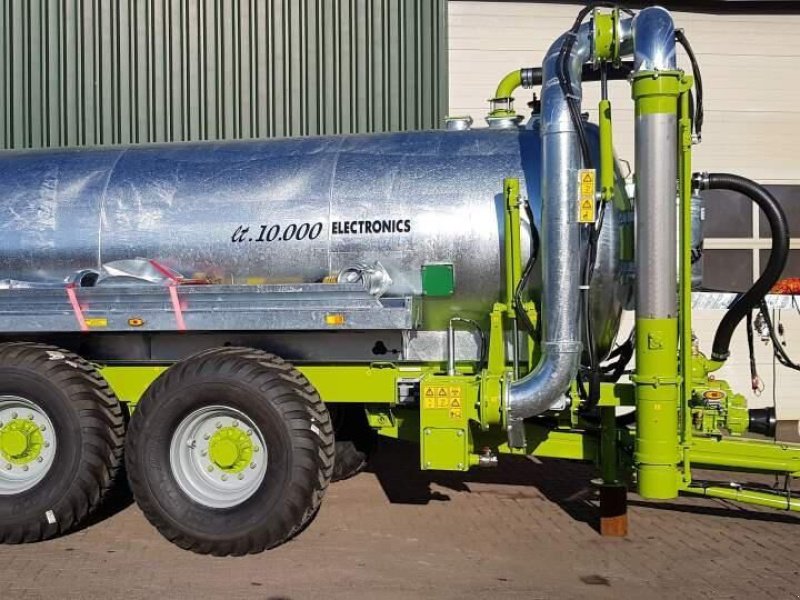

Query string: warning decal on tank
[422,386,465,418]
[578,169,596,223]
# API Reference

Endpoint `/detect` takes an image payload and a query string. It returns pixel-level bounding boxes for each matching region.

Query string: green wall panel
[0,0,448,149]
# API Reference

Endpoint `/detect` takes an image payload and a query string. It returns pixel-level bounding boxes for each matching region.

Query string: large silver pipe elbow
[633,6,677,71]
[506,15,634,438]
[506,23,593,429]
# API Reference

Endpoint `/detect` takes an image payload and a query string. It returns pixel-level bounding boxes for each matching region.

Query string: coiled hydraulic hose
[693,173,789,362]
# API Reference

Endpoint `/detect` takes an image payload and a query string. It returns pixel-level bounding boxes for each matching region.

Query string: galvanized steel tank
[0,126,632,355]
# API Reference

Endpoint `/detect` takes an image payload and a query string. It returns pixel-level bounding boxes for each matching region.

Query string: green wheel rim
[0,396,57,495]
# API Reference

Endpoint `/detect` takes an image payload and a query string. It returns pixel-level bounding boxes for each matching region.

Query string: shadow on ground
[368,437,800,532]
[367,437,603,531]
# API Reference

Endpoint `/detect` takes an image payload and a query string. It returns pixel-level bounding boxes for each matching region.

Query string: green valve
[421,263,455,297]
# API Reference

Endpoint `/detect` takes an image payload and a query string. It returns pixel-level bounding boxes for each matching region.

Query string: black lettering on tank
[231,225,250,243]
[282,223,297,241]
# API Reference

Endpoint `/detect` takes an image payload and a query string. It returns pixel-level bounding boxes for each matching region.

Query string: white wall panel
[449,1,800,184]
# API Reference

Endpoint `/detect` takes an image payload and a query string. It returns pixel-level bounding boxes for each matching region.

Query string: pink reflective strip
[65,286,89,332]
[168,284,187,331]
[149,259,180,282]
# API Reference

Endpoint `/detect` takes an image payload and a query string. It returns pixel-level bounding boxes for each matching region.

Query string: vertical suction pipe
[505,15,633,444]
[630,7,682,500]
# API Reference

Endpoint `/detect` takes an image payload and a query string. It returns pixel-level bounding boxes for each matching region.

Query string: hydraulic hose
[694,173,789,362]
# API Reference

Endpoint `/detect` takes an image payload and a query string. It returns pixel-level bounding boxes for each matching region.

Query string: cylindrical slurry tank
[0,125,632,355]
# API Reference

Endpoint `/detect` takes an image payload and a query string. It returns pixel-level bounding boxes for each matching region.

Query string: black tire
[330,404,377,482]
[0,343,125,543]
[125,347,334,556]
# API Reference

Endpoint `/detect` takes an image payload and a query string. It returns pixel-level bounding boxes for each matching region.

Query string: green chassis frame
[96,10,800,515]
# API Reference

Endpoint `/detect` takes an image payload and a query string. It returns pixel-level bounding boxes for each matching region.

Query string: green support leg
[634,318,681,499]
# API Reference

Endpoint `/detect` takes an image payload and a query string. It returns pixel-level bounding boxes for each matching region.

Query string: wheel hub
[208,427,253,472]
[0,396,57,495]
[0,419,45,464]
[170,406,268,509]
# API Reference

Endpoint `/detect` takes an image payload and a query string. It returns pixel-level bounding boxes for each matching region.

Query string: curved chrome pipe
[506,10,680,441]
[633,6,676,72]
[506,22,597,435]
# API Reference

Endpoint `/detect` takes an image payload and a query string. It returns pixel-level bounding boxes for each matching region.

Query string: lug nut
[221,474,228,481]
[37,457,43,463]
[207,465,214,472]
[250,462,256,470]
[4,464,11,470]
[237,473,244,480]
[44,442,50,448]
[201,450,208,457]
[22,465,29,471]
[187,440,196,449]
[11,412,18,419]
[39,424,46,432]
[253,446,260,453]
[215,422,222,429]
[203,433,210,440]
[246,429,253,436]
[28,414,34,420]
[232,420,239,427]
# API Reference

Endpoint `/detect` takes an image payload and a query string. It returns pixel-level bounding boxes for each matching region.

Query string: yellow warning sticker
[423,386,465,414]
[578,169,596,223]
[85,317,108,328]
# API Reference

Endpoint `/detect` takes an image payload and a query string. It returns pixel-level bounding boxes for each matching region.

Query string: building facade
[0,0,448,147]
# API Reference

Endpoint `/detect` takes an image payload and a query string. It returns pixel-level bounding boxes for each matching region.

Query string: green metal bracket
[688,436,800,477]
[682,483,800,512]
[420,375,480,471]
[504,178,523,317]
[634,318,681,500]
[598,98,615,203]
[631,71,682,116]
[491,423,598,462]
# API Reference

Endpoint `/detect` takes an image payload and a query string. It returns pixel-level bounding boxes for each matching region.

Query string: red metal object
[771,278,800,295]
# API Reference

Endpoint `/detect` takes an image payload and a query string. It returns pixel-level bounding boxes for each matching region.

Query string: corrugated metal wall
[0,0,448,149]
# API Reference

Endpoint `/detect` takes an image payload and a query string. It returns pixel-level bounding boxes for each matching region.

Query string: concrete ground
[1,439,798,600]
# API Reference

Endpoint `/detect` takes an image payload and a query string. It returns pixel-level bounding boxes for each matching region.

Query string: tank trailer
[0,5,798,555]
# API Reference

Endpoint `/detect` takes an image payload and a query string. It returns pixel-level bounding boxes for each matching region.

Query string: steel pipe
[508,7,681,441]
[506,15,634,438]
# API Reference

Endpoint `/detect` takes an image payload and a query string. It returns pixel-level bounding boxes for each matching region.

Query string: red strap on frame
[65,284,89,332]
[148,260,187,332]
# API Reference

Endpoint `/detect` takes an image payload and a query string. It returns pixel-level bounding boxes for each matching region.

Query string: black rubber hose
[518,62,633,89]
[694,173,789,361]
